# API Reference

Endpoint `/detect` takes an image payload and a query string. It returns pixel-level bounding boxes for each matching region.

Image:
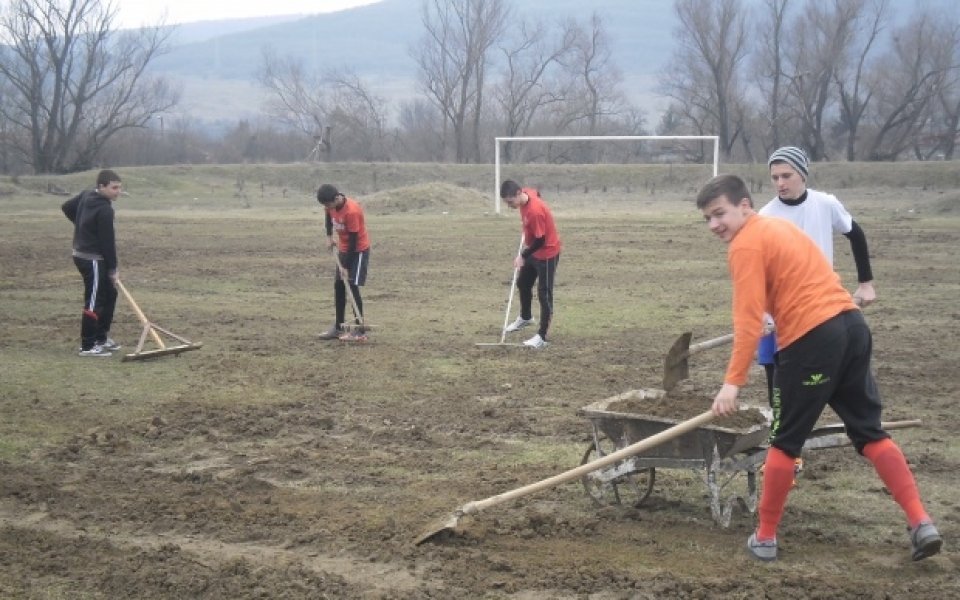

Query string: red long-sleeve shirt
[518,188,561,259]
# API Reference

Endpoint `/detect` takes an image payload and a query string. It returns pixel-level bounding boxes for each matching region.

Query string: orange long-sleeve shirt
[724,214,859,386]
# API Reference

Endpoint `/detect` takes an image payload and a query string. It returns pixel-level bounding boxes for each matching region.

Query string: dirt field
[1,165,958,598]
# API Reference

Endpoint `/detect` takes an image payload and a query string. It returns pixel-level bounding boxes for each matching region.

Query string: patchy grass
[0,162,958,599]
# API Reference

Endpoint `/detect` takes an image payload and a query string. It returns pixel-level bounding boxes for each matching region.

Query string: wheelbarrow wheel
[580,440,655,508]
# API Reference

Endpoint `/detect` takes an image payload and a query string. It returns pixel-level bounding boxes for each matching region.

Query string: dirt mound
[361,182,488,215]
[604,388,767,430]
[932,192,960,214]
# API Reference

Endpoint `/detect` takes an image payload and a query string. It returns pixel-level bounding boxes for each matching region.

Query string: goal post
[493,135,720,214]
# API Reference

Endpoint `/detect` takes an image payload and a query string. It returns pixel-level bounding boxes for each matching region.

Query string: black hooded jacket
[62,190,118,272]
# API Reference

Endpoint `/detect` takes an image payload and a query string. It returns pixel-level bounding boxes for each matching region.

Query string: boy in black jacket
[62,170,123,357]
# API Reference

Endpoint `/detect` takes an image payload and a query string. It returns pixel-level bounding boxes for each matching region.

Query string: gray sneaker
[318,326,342,340]
[746,532,777,561]
[100,337,122,351]
[909,521,942,561]
[78,344,112,357]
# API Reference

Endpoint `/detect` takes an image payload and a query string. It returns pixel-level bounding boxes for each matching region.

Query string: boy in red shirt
[696,174,941,562]
[316,184,370,341]
[500,180,561,349]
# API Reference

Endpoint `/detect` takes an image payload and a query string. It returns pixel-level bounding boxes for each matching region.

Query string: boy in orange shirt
[696,174,941,562]
[316,184,370,341]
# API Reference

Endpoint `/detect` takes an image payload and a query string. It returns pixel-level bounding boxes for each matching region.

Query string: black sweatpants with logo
[769,309,888,457]
[73,256,117,350]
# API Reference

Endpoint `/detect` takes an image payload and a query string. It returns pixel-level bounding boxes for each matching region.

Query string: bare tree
[555,13,627,137]
[779,0,875,161]
[258,50,388,161]
[909,12,960,160]
[494,18,576,162]
[753,0,792,154]
[397,98,445,162]
[0,0,178,174]
[660,0,750,160]
[929,64,960,159]
[832,0,888,161]
[412,0,508,163]
[863,9,958,160]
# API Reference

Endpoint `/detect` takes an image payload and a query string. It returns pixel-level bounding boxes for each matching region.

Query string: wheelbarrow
[578,389,921,527]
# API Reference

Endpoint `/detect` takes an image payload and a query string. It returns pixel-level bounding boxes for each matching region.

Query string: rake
[475,234,525,347]
[331,251,374,338]
[116,279,203,362]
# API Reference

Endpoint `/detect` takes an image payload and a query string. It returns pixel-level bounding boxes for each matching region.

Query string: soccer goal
[493,135,720,214]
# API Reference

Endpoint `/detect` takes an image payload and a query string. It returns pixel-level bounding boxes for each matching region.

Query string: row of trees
[663,0,960,163]
[0,0,957,173]
[260,0,642,165]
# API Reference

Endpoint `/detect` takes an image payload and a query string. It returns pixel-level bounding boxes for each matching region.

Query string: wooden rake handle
[331,251,363,324]
[459,410,716,517]
[115,279,165,348]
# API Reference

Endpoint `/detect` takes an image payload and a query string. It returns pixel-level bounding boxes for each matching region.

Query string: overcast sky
[114,0,381,28]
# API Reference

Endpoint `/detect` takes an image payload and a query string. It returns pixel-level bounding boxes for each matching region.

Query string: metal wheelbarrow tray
[577,389,768,526]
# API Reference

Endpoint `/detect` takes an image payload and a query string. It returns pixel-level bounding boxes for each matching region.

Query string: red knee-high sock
[862,438,929,527]
[757,446,796,540]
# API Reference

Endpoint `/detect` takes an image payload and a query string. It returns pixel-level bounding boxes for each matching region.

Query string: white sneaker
[505,316,535,333]
[78,344,112,357]
[523,334,548,349]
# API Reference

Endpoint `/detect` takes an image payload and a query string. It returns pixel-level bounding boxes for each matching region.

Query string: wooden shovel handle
[460,410,716,516]
[688,333,734,355]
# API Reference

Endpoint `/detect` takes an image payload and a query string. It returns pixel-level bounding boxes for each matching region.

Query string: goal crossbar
[493,135,720,214]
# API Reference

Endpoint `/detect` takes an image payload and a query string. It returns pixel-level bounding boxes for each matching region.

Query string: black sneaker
[318,326,342,340]
[909,521,942,561]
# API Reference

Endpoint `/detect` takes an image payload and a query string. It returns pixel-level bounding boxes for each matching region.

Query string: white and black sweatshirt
[62,190,118,273]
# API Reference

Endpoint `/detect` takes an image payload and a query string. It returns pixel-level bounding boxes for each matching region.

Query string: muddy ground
[1,178,958,599]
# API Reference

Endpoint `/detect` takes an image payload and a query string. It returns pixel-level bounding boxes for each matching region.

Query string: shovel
[662,332,734,392]
[414,410,715,545]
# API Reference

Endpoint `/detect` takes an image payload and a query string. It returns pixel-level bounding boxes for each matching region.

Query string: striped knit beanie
[767,146,809,180]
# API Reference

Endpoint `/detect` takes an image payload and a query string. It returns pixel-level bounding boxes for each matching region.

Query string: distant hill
[146,0,954,125]
[147,0,675,123]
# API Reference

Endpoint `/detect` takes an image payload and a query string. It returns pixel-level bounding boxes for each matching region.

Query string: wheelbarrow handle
[460,410,716,516]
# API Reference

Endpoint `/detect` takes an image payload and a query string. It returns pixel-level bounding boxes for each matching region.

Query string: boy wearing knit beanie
[757,147,877,417]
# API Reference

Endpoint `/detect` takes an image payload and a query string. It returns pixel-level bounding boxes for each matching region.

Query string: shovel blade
[662,332,692,391]
[414,512,462,546]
